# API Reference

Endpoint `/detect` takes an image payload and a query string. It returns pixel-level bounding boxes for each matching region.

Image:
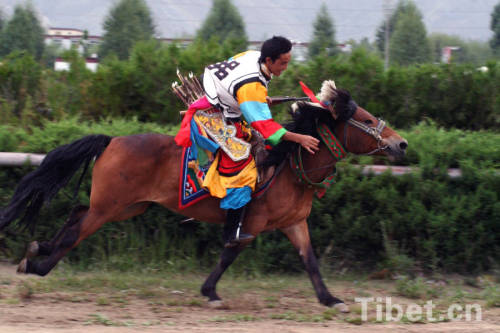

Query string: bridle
[343,116,388,155]
[296,81,387,156]
[290,111,388,194]
[290,121,346,195]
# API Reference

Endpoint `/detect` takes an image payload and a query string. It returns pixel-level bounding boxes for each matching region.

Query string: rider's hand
[297,134,320,154]
[283,132,320,154]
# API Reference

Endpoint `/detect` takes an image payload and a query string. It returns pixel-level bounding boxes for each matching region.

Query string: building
[54,56,99,72]
[45,27,347,70]
[45,27,101,54]
[45,27,101,72]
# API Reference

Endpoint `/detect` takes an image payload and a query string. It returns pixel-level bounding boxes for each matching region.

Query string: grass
[17,280,34,300]
[483,286,500,308]
[85,313,133,327]
[96,296,110,306]
[1,264,499,326]
[395,277,442,299]
[209,314,260,322]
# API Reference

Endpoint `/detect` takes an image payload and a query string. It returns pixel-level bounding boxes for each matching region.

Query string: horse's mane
[261,81,355,168]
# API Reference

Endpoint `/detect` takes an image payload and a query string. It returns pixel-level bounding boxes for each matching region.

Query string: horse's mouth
[383,138,408,162]
[386,149,405,162]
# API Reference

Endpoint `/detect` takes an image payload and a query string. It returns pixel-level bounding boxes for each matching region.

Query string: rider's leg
[221,186,254,248]
[223,205,254,248]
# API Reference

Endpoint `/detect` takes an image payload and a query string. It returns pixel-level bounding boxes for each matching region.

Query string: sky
[0,0,498,42]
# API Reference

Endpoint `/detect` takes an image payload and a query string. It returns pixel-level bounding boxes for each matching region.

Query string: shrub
[0,119,498,273]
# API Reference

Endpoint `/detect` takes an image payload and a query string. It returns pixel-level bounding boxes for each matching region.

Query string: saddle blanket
[179,146,210,209]
[179,145,279,209]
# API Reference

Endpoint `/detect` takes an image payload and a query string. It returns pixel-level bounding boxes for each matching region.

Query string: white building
[54,56,99,72]
[46,27,101,72]
[45,27,101,55]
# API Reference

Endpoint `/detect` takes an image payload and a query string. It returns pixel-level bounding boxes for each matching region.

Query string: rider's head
[259,36,292,77]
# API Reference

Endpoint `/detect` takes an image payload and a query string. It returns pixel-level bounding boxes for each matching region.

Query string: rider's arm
[236,82,319,153]
[236,81,287,146]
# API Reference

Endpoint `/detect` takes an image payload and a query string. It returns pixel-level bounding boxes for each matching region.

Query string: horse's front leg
[281,220,349,312]
[201,244,246,307]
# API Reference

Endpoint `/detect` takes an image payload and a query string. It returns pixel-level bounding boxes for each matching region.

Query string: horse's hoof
[333,302,350,313]
[208,300,227,309]
[26,241,39,259]
[17,258,28,274]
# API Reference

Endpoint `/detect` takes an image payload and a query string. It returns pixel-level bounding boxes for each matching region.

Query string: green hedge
[1,43,499,130]
[0,119,498,273]
[271,50,500,130]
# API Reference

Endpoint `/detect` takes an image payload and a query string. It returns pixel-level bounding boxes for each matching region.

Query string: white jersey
[203,51,270,118]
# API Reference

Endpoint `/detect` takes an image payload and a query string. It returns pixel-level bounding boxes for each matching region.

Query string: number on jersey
[207,60,240,80]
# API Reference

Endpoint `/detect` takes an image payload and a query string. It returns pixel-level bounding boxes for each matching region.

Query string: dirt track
[0,263,499,332]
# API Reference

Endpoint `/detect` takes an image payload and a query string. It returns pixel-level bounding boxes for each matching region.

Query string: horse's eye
[364,119,373,125]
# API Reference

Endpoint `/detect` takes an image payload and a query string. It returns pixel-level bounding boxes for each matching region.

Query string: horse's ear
[333,89,357,121]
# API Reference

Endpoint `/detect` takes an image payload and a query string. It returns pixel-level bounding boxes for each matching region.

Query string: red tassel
[299,81,327,108]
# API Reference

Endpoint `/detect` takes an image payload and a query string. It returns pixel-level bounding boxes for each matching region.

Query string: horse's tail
[0,134,112,231]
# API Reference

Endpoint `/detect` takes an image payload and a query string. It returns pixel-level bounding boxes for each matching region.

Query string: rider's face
[265,51,291,77]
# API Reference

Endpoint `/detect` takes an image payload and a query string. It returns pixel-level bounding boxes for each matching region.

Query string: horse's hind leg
[18,205,95,276]
[18,207,106,276]
[23,205,89,259]
[281,220,349,312]
[201,245,246,307]
[18,202,150,276]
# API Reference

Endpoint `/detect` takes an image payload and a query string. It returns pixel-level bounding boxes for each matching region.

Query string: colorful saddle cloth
[179,145,210,209]
[179,146,276,209]
[179,108,256,209]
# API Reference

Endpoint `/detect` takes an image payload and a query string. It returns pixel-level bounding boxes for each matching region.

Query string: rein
[290,123,347,193]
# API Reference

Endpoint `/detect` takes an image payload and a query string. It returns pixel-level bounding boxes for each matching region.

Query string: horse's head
[296,80,408,162]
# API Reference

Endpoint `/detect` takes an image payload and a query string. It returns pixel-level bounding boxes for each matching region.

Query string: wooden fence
[0,152,463,178]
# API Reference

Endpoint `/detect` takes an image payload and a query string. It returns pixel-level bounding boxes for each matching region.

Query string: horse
[0,81,407,313]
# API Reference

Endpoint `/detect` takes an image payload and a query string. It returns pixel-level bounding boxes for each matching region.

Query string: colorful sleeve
[235,80,287,146]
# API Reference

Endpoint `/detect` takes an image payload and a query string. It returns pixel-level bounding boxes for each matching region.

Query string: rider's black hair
[258,36,292,63]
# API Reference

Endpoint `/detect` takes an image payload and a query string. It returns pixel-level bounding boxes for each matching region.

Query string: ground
[0,262,499,332]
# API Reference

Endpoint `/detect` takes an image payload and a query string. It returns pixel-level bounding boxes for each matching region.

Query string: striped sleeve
[235,81,287,146]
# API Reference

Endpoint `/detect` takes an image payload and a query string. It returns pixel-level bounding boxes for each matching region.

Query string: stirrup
[224,224,254,248]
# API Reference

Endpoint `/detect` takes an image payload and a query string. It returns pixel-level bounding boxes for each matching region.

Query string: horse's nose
[399,140,408,151]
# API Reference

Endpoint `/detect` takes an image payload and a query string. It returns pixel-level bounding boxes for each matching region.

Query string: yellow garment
[202,152,257,199]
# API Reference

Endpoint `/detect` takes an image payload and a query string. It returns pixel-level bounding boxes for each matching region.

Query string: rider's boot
[223,206,254,248]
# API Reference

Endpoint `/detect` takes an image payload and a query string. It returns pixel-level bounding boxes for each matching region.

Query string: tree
[0,9,4,49]
[490,2,500,55]
[196,0,248,50]
[99,0,155,60]
[375,0,420,54]
[0,9,4,31]
[388,1,431,66]
[428,33,493,65]
[0,3,45,59]
[308,3,338,58]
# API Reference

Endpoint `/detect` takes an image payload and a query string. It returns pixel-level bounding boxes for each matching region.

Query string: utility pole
[383,0,393,70]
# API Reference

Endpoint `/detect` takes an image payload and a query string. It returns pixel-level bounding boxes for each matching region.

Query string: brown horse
[0,82,407,312]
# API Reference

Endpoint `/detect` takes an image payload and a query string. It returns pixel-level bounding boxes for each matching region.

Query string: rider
[202,36,320,247]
